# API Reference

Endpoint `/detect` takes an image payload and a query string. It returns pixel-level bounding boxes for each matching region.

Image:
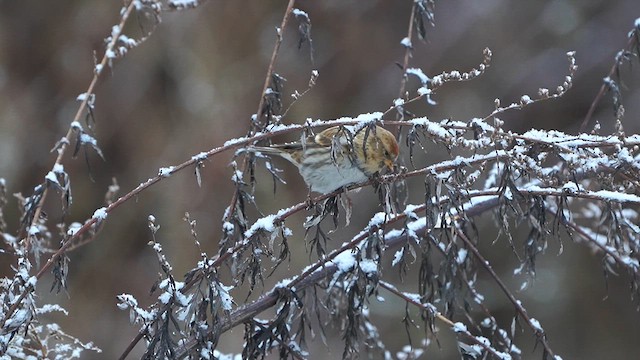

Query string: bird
[250,125,399,194]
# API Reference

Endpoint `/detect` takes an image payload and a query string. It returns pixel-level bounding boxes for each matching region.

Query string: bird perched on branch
[250,125,399,194]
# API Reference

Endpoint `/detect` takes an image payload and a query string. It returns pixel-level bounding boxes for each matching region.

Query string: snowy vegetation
[1,1,640,359]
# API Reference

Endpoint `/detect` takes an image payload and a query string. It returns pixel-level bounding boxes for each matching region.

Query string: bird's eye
[384,149,390,157]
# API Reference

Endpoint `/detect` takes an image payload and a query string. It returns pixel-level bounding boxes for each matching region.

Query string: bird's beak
[384,159,394,172]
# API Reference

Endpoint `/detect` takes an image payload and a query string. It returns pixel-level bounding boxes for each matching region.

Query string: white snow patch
[158,166,175,177]
[92,207,108,220]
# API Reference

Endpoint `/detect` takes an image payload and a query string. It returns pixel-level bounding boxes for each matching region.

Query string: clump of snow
[70,121,83,131]
[45,171,59,186]
[67,222,83,236]
[244,215,276,238]
[452,322,468,333]
[217,283,234,311]
[456,248,468,264]
[406,68,430,85]
[331,250,356,273]
[192,152,208,162]
[92,207,108,220]
[292,8,308,17]
[158,166,175,177]
[359,259,378,274]
[529,318,543,332]
[392,248,404,267]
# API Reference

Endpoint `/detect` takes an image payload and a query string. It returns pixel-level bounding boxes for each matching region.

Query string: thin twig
[173,188,501,356]
[118,327,147,360]
[579,33,638,132]
[397,4,416,101]
[222,0,296,231]
[546,208,638,273]
[0,0,139,331]
[21,1,138,251]
[378,280,507,359]
[451,226,557,357]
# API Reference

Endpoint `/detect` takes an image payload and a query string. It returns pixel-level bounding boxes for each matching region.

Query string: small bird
[251,125,399,194]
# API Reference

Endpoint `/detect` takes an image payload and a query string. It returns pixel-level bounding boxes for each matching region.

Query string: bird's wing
[314,126,343,147]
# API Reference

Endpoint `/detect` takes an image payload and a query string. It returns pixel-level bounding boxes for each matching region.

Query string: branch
[580,26,640,132]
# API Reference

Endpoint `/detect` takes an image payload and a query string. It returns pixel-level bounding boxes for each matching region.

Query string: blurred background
[1,0,639,358]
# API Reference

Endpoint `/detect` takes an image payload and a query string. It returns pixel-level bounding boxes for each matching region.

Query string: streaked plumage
[252,125,399,194]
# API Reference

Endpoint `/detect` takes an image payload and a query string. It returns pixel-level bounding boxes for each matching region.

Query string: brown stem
[222,0,296,231]
[452,227,557,357]
[579,33,638,132]
[378,280,506,358]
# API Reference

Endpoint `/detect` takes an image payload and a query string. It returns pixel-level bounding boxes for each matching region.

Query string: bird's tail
[241,146,299,168]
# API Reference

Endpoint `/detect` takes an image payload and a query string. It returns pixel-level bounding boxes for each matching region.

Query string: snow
[562,182,579,192]
[406,67,430,85]
[111,25,121,38]
[224,136,249,147]
[34,304,69,316]
[405,216,424,241]
[452,322,468,333]
[592,190,640,203]
[619,255,639,268]
[529,318,543,332]
[417,86,431,96]
[456,248,468,264]
[480,318,493,328]
[158,291,172,304]
[79,133,97,146]
[344,112,383,128]
[244,214,276,238]
[213,350,242,360]
[403,204,420,219]
[401,292,421,303]
[4,308,30,329]
[67,222,83,236]
[331,250,356,272]
[169,0,200,7]
[28,225,40,235]
[2,232,16,245]
[222,221,235,234]
[70,121,83,131]
[116,295,137,310]
[158,166,174,177]
[392,248,404,267]
[275,278,294,288]
[191,152,208,162]
[45,171,59,186]
[292,8,308,17]
[218,283,234,311]
[92,207,108,220]
[359,259,378,274]
[118,34,137,47]
[520,95,533,104]
[368,212,387,227]
[409,118,451,139]
[244,207,296,238]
